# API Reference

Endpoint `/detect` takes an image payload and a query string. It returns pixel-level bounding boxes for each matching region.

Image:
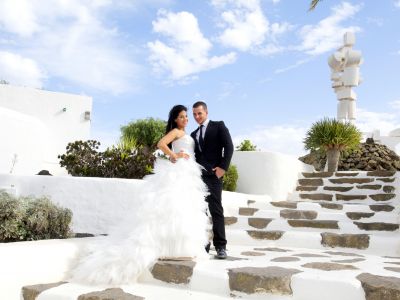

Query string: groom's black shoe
[216,248,227,259]
[205,242,211,253]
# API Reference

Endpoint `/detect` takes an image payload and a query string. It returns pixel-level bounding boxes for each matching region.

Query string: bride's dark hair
[166,105,187,148]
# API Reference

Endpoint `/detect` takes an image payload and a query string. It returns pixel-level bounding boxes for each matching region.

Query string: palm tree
[309,0,322,11]
[304,118,362,172]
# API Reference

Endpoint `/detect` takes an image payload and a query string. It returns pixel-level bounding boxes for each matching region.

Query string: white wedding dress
[70,135,209,285]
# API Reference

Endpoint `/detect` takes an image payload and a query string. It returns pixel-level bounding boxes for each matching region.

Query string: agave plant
[304,118,362,171]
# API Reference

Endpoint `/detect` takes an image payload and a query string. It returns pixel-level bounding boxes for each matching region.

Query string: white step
[20,244,400,300]
[226,228,400,256]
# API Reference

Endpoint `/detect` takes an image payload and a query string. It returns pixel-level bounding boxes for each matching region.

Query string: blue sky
[1,0,400,155]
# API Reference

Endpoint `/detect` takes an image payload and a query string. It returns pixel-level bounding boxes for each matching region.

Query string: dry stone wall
[300,140,400,171]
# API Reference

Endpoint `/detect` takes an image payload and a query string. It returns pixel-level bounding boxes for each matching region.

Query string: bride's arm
[157,129,186,162]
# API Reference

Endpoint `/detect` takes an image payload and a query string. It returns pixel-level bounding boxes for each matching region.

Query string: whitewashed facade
[0,84,92,175]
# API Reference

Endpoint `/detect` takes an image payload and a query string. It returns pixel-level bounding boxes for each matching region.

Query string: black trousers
[203,174,227,250]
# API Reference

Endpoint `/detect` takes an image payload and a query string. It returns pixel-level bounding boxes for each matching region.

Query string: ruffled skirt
[70,157,209,285]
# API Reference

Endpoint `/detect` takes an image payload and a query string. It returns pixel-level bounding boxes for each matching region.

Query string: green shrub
[120,118,166,153]
[0,191,72,242]
[24,197,72,240]
[0,191,26,241]
[58,140,102,177]
[101,146,155,178]
[223,165,239,192]
[58,140,156,179]
[236,140,257,151]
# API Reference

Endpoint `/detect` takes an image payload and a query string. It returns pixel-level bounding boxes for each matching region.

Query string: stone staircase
[225,171,400,256]
[19,171,400,300]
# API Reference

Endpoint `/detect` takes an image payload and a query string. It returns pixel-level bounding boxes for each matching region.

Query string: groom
[191,101,234,259]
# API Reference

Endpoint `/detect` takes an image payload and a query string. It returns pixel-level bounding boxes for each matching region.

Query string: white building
[0,84,92,175]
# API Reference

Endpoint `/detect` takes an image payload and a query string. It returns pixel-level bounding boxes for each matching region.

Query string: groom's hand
[212,167,225,178]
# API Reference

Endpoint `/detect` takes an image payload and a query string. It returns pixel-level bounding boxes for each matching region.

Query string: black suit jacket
[191,121,234,175]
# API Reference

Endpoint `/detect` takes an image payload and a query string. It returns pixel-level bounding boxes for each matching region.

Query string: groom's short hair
[193,101,207,110]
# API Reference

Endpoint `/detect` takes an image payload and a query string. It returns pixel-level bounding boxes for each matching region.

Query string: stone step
[353,222,400,231]
[302,171,360,178]
[226,229,400,256]
[297,184,397,193]
[21,281,234,300]
[298,178,324,186]
[296,192,397,203]
[247,200,398,214]
[224,215,399,234]
[301,171,397,178]
[298,177,398,186]
[20,245,400,300]
[366,171,397,177]
[233,207,399,223]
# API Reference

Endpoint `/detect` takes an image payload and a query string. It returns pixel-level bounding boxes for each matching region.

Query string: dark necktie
[199,125,205,151]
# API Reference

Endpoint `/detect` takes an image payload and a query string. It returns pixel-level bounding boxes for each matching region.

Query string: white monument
[328,32,363,123]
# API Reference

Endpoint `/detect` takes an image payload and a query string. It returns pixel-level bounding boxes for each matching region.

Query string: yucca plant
[304,118,362,171]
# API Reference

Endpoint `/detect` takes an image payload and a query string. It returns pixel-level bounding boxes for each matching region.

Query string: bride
[70,105,209,285]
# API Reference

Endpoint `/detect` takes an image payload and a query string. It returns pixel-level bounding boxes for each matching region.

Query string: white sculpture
[328,32,363,123]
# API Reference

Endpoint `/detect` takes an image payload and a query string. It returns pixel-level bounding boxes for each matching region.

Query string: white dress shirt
[196,119,210,145]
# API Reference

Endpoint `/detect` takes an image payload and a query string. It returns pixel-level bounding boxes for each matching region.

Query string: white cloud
[0,0,140,94]
[274,58,312,74]
[233,105,400,157]
[214,0,269,51]
[233,124,308,156]
[366,17,384,27]
[148,10,236,81]
[257,77,272,84]
[270,22,292,38]
[395,0,400,8]
[0,51,46,87]
[216,81,237,101]
[258,44,285,56]
[356,108,400,136]
[389,100,400,110]
[297,2,361,55]
[212,0,291,54]
[0,0,40,37]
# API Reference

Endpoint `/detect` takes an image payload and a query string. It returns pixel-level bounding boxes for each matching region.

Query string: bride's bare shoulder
[173,129,186,139]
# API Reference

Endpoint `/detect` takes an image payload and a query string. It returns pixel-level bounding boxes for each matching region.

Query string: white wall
[0,174,144,235]
[0,84,92,175]
[0,152,311,234]
[231,151,314,200]
[0,107,49,175]
[0,173,273,236]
